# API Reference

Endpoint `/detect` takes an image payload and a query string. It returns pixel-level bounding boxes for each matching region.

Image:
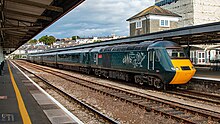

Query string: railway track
[14,60,220,124]
[14,61,119,124]
[166,89,220,105]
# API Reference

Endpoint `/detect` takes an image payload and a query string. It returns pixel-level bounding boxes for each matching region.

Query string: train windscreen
[166,49,187,59]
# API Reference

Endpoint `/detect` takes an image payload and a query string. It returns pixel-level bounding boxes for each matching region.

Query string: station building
[127,5,181,36]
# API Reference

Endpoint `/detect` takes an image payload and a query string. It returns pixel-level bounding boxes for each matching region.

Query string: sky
[34,0,154,39]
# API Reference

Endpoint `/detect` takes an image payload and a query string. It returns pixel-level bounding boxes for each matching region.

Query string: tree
[28,39,37,44]
[47,36,56,45]
[72,36,80,40]
[39,35,56,45]
[39,35,48,44]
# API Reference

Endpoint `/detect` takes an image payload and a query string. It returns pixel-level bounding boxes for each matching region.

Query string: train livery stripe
[7,62,32,124]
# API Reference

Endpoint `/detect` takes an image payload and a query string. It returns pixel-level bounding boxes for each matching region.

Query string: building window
[198,52,205,64]
[160,20,169,27]
[136,21,142,29]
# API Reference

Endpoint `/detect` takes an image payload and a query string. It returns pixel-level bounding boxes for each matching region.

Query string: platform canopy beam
[5,9,52,21]
[0,26,42,30]
[5,0,63,12]
[0,0,85,54]
[6,17,37,24]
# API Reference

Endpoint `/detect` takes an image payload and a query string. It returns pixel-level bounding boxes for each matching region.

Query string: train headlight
[175,67,180,70]
[171,67,180,71]
[171,67,175,71]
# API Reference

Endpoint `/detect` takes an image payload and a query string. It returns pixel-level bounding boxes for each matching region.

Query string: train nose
[169,59,196,84]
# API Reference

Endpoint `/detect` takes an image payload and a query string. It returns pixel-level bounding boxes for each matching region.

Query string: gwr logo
[122,52,146,68]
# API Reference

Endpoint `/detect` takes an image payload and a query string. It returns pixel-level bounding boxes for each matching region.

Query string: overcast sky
[35,0,154,39]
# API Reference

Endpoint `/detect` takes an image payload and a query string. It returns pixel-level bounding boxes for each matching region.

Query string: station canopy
[0,0,84,54]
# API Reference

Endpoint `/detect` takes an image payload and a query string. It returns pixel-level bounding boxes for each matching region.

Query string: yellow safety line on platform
[7,62,32,124]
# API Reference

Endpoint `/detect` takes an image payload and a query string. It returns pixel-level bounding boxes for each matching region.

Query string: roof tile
[127,5,181,21]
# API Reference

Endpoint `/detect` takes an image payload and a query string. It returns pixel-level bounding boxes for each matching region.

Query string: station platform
[193,67,220,81]
[0,61,82,124]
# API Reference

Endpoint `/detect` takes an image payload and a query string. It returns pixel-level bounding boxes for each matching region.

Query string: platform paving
[194,67,220,80]
[0,61,82,124]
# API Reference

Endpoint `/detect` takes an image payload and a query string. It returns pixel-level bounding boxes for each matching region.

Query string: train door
[55,54,58,67]
[148,50,162,72]
[148,50,155,71]
[83,53,90,65]
[147,49,164,89]
[103,53,111,68]
[93,53,98,65]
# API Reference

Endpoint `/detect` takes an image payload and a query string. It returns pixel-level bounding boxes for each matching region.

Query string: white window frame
[198,52,205,64]
[136,20,142,29]
[160,19,170,27]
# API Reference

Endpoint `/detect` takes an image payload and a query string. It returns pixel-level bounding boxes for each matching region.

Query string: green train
[27,40,196,90]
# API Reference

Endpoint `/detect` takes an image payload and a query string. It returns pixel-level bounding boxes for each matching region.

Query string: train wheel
[154,78,163,89]
[125,74,129,82]
[134,75,143,85]
[94,69,99,76]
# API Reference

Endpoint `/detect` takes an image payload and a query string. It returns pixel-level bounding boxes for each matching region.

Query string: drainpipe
[145,16,147,34]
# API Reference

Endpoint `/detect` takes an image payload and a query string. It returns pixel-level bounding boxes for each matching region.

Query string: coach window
[155,50,161,62]
[67,54,72,61]
[149,51,153,61]
[72,54,79,62]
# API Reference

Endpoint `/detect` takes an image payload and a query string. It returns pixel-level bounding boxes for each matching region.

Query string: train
[27,40,196,90]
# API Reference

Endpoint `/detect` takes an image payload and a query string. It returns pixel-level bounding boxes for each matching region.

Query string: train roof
[41,52,57,56]
[28,40,181,56]
[28,53,45,56]
[148,40,181,48]
[57,48,92,55]
[100,40,181,52]
[90,46,108,52]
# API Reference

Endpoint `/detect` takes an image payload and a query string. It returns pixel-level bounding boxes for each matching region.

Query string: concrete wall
[193,0,220,25]
[159,0,194,27]
[159,0,220,27]
[0,46,4,62]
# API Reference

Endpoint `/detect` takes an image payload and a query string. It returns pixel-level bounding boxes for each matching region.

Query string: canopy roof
[0,0,84,54]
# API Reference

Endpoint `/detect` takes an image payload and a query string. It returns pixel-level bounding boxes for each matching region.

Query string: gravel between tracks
[16,61,177,124]
[34,69,176,124]
[15,60,220,124]
[31,78,105,124]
